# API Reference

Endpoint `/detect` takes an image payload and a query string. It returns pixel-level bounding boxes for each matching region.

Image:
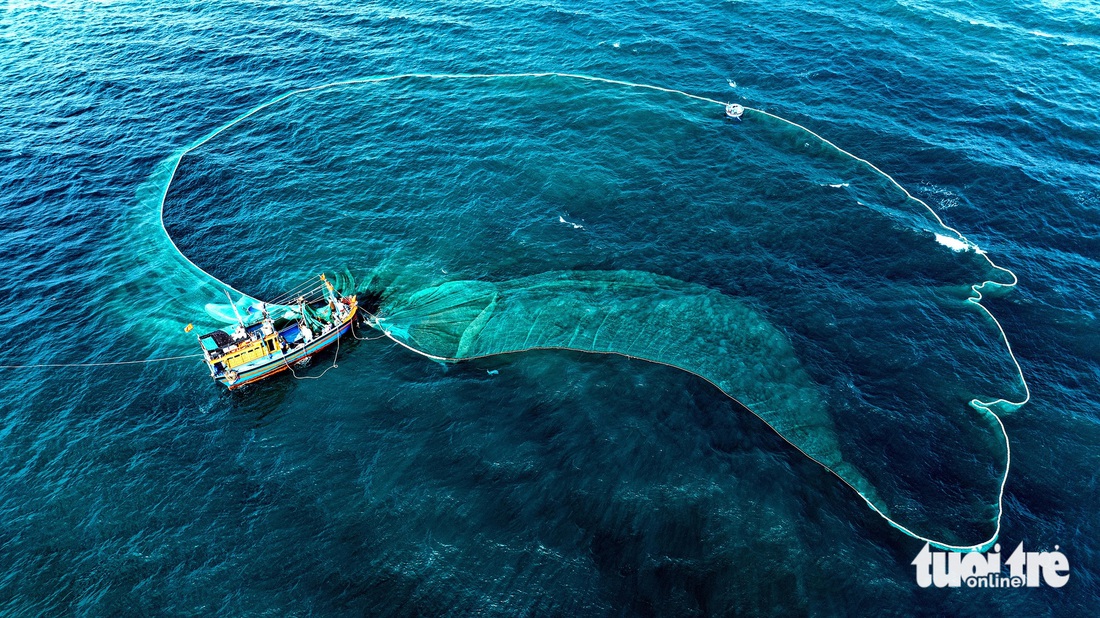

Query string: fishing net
[374,268,880,500]
[141,74,1027,550]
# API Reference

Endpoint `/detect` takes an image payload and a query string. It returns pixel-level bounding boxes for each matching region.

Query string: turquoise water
[2,1,1097,615]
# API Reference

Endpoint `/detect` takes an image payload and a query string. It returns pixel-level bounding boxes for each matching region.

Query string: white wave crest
[935,233,970,252]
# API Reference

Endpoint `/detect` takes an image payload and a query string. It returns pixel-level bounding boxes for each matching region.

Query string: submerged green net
[373,269,881,503]
[136,73,1028,552]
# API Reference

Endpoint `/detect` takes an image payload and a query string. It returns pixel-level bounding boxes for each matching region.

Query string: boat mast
[224,289,245,327]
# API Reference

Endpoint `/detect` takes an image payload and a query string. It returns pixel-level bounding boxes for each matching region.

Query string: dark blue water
[2,1,1097,615]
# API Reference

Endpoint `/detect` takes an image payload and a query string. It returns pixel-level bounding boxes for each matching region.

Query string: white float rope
[0,353,204,370]
[350,318,387,341]
[157,73,1028,553]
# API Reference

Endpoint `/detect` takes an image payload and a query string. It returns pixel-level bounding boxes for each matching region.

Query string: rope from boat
[0,353,205,369]
[268,283,325,306]
[267,277,318,300]
[351,318,386,341]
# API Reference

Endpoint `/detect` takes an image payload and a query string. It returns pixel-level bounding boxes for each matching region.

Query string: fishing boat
[197,274,357,389]
[725,103,744,120]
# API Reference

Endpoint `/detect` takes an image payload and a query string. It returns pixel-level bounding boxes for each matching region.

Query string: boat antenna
[224,289,245,326]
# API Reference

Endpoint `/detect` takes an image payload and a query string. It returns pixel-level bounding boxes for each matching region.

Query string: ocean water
[1,1,1097,615]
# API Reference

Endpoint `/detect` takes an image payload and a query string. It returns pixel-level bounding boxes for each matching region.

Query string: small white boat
[725,103,744,120]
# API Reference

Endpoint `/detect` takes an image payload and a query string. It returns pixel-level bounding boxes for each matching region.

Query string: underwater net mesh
[371,268,881,500]
[137,74,1027,551]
